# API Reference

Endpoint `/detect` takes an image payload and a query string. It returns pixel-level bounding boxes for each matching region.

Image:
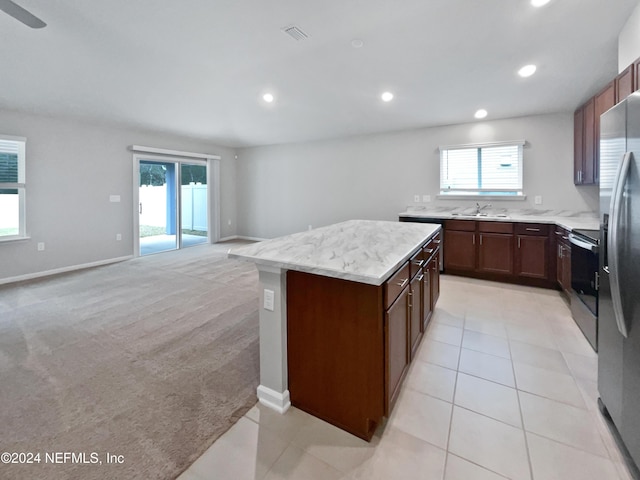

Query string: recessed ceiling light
[381,92,394,102]
[351,39,364,48]
[518,64,537,77]
[531,0,551,7]
[263,93,274,103]
[475,109,488,119]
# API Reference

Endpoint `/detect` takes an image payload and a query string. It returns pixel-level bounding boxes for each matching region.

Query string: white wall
[619,1,640,72]
[0,110,237,282]
[236,113,598,239]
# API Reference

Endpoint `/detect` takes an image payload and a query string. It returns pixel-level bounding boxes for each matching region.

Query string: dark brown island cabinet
[286,230,441,441]
[442,219,556,289]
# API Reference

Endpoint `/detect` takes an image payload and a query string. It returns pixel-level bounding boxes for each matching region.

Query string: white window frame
[438,140,526,200]
[0,135,27,241]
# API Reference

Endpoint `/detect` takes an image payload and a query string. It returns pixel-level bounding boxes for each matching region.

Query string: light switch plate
[263,289,275,311]
[414,195,420,203]
[534,195,542,205]
[109,195,121,203]
[423,195,431,202]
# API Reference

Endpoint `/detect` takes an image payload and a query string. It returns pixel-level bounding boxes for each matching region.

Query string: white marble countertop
[398,207,600,231]
[228,219,440,285]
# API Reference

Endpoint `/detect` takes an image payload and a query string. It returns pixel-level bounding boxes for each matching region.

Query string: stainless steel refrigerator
[598,92,640,478]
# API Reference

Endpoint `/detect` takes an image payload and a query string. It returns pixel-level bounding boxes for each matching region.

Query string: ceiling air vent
[281,25,309,41]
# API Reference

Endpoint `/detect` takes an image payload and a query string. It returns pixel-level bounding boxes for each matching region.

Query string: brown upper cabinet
[574,99,596,185]
[616,65,634,103]
[573,56,640,186]
[593,81,616,185]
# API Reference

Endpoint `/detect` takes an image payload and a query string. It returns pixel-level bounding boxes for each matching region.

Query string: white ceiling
[0,0,638,147]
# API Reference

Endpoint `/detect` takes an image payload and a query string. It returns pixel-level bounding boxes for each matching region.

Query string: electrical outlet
[227,219,232,226]
[308,225,313,231]
[263,289,275,311]
[37,242,45,251]
[116,233,122,241]
[109,195,121,203]
[414,195,420,203]
[534,195,542,205]
[423,195,431,202]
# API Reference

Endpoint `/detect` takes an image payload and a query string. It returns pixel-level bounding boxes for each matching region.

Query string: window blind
[440,142,523,195]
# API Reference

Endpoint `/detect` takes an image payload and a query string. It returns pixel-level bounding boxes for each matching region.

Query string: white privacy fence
[139,184,207,231]
[0,194,18,231]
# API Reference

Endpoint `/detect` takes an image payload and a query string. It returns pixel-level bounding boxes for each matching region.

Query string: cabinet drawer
[385,263,410,308]
[431,231,442,246]
[409,249,425,279]
[478,221,513,234]
[554,227,570,242]
[515,223,550,236]
[445,219,475,231]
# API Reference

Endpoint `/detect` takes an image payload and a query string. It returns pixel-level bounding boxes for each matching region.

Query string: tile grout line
[440,303,466,480]
[509,323,536,480]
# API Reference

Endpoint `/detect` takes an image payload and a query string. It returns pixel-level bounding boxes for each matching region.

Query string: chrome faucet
[476,203,492,214]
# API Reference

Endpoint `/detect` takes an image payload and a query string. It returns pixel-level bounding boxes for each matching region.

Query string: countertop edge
[229,224,441,286]
[398,212,599,231]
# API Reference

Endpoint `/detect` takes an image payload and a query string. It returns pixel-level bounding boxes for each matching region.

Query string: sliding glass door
[180,163,208,248]
[137,158,208,256]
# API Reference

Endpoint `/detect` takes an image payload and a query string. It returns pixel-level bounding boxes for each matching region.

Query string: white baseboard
[237,235,268,242]
[218,235,268,243]
[0,255,133,286]
[257,385,291,414]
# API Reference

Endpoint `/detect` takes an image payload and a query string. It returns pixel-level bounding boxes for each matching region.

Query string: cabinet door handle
[396,278,408,288]
[413,259,424,267]
[518,237,521,248]
[417,274,424,281]
[425,248,434,254]
[526,228,540,232]
[473,234,475,245]
[562,236,569,240]
[480,234,483,246]
[433,239,441,244]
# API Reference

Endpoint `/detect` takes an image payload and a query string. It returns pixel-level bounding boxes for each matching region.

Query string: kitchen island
[228,219,441,440]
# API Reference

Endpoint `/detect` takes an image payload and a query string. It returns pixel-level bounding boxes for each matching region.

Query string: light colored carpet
[0,241,259,480]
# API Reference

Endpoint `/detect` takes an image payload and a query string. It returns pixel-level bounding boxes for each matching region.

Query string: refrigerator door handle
[608,151,632,338]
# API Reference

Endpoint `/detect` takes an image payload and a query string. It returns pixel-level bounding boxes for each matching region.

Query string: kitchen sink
[451,213,510,219]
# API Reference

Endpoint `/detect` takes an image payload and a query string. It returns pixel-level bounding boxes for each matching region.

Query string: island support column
[255,265,291,413]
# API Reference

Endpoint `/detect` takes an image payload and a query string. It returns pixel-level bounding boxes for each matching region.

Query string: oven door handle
[568,233,598,252]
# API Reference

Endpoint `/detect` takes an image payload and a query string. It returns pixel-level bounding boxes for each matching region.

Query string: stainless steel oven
[569,228,599,351]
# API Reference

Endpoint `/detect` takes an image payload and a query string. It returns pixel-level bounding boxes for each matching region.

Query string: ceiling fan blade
[0,0,46,28]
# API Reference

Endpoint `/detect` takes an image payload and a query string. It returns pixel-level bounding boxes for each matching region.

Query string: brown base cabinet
[286,230,441,442]
[429,248,440,308]
[408,274,422,360]
[477,222,515,275]
[515,223,550,279]
[386,287,410,413]
[444,221,476,271]
[443,219,554,288]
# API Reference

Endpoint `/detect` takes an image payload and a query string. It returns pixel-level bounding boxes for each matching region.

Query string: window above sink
[439,140,525,199]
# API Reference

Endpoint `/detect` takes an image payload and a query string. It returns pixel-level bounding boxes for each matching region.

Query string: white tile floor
[178,275,634,480]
